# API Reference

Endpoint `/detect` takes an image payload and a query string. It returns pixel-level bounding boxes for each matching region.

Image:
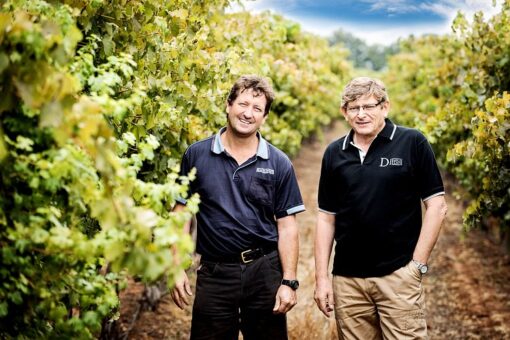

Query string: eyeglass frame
[344,98,386,115]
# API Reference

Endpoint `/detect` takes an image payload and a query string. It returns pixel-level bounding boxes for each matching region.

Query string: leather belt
[201,243,278,264]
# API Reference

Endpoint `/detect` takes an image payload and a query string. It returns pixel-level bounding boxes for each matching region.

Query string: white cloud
[360,0,422,14]
[359,0,500,18]
[420,0,500,19]
[285,15,452,45]
[346,23,451,46]
[230,0,504,45]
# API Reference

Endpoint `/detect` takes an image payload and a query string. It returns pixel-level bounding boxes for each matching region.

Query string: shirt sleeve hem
[176,197,187,205]
[318,208,336,215]
[422,191,445,201]
[275,204,306,218]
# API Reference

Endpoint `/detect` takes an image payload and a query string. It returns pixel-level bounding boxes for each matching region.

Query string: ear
[382,100,390,117]
[261,113,268,125]
[340,106,348,119]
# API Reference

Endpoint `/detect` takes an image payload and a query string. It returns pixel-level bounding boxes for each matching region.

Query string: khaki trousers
[333,261,427,340]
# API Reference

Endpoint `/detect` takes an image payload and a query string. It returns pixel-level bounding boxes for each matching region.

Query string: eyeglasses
[345,99,385,115]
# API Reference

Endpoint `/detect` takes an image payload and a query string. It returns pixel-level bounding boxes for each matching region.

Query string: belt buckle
[241,249,254,264]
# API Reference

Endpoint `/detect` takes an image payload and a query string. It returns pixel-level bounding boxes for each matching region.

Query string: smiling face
[226,88,268,138]
[342,94,389,140]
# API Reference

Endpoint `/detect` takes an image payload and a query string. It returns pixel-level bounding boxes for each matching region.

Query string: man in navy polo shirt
[171,75,305,339]
[314,77,448,339]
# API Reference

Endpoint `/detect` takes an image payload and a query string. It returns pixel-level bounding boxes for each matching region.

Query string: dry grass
[287,121,347,339]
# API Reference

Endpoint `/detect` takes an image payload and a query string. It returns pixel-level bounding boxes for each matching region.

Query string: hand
[273,284,297,314]
[314,277,334,317]
[170,270,193,309]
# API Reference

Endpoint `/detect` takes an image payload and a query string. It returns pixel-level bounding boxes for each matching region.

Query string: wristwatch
[281,279,300,290]
[412,260,428,274]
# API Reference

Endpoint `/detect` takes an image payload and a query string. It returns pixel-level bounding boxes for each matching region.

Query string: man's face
[342,94,389,139]
[226,88,268,137]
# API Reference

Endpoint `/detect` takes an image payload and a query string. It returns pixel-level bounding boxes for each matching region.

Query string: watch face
[412,260,428,275]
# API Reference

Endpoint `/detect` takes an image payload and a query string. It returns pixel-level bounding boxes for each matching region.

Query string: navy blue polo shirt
[318,118,444,277]
[178,128,305,258]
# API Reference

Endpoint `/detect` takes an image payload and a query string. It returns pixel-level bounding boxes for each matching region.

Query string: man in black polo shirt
[171,75,305,339]
[314,77,447,339]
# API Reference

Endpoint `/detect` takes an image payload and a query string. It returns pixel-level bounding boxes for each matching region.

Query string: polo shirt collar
[342,118,398,150]
[211,127,270,159]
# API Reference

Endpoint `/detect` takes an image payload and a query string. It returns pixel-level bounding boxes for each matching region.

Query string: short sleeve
[274,159,305,219]
[415,134,445,200]
[317,145,337,214]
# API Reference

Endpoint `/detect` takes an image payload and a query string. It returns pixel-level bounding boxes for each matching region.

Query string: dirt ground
[118,120,510,339]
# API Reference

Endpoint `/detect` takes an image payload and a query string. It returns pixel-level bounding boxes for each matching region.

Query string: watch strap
[281,279,299,290]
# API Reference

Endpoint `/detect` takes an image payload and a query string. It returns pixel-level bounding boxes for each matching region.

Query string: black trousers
[190,251,287,340]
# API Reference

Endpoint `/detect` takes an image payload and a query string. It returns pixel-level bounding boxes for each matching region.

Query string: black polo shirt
[178,128,305,258]
[318,118,444,277]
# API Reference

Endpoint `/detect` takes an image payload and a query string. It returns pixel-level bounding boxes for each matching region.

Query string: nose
[357,107,368,117]
[243,106,255,117]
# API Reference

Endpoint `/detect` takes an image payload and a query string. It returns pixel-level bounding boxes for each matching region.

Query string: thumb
[327,297,335,310]
[184,280,192,296]
[273,295,281,312]
[326,293,335,312]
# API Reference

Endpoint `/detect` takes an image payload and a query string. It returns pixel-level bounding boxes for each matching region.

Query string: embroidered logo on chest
[256,167,275,175]
[379,158,403,167]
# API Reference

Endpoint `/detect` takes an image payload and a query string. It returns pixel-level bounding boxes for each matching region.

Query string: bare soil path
[118,120,510,339]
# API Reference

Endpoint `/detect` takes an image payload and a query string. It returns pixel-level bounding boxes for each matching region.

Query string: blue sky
[231,0,502,45]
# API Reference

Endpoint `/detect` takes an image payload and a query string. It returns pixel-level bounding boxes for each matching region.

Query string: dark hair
[227,75,275,115]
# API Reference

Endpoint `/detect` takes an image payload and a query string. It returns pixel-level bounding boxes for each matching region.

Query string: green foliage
[452,93,510,228]
[384,0,510,231]
[0,0,199,337]
[0,0,350,337]
[329,28,399,71]
[222,12,351,155]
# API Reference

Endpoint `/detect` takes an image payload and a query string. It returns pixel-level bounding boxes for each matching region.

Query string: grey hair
[341,77,389,108]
